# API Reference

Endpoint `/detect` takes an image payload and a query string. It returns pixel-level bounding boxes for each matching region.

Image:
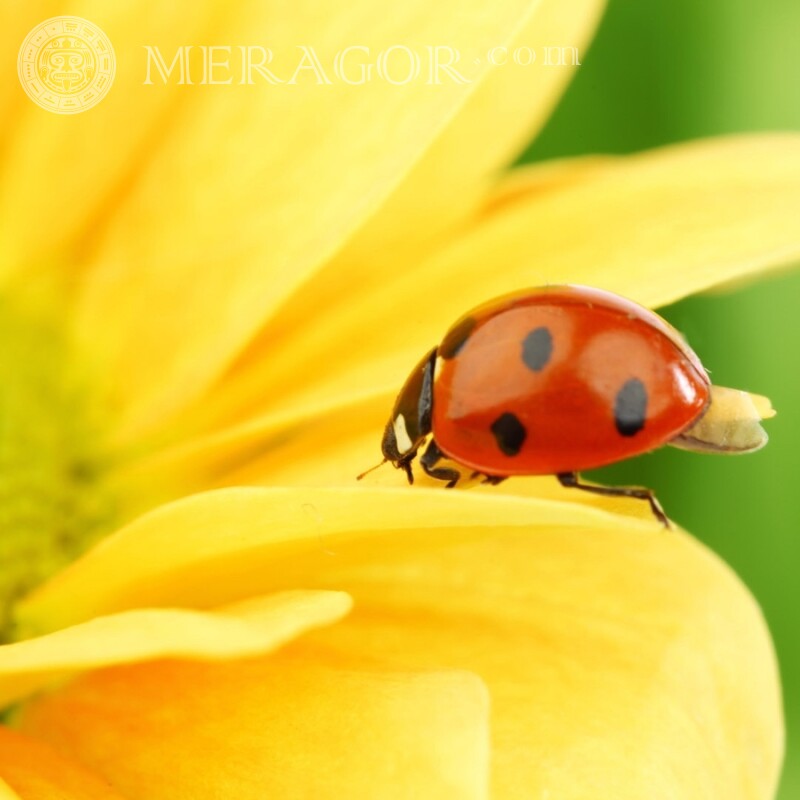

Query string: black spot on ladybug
[490,412,527,456]
[439,316,477,359]
[521,326,553,372]
[614,378,648,437]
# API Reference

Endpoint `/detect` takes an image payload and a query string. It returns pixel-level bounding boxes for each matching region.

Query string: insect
[359,285,773,526]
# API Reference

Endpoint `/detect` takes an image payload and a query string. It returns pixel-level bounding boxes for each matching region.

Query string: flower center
[0,292,116,642]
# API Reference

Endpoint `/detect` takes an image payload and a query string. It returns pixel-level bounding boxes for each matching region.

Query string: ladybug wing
[432,290,710,475]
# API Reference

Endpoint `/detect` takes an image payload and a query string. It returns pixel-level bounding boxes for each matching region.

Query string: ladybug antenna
[356,458,388,481]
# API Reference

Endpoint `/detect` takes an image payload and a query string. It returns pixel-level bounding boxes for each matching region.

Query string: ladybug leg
[420,440,461,488]
[556,472,670,529]
[398,456,415,485]
[467,471,506,486]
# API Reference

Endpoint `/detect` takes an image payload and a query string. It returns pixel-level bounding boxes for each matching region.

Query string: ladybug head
[379,348,437,483]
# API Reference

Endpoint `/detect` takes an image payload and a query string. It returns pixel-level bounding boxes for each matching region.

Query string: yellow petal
[0,726,124,799]
[111,391,660,530]
[481,153,618,211]
[303,526,782,797]
[165,0,606,442]
[189,134,800,440]
[0,3,219,282]
[113,389,393,512]
[18,652,489,800]
[1,591,350,706]
[18,487,652,634]
[69,0,543,441]
[0,780,18,800]
[433,133,800,309]
[0,3,50,133]
[336,0,606,265]
[17,508,782,797]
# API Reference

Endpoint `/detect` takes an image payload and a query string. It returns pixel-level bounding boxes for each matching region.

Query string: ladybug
[361,285,773,526]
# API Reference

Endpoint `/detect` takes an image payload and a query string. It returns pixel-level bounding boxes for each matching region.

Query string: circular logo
[17,16,115,114]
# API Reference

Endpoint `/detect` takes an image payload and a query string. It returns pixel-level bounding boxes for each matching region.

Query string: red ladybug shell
[431,285,711,475]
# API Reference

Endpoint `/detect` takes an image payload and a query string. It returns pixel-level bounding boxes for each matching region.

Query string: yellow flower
[0,0,795,797]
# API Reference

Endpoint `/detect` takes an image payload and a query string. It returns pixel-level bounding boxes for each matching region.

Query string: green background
[522,0,800,793]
